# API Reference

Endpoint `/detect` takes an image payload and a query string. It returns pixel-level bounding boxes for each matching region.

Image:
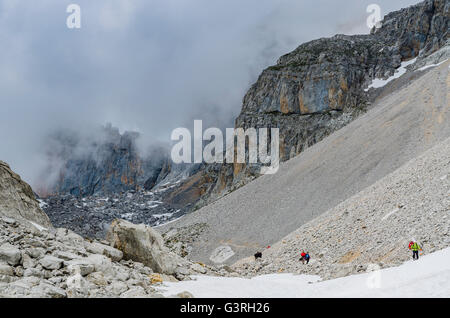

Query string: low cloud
[0,0,418,188]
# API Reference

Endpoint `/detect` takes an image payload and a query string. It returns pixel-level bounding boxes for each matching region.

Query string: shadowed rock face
[45,125,167,197]
[374,0,449,59]
[0,161,52,228]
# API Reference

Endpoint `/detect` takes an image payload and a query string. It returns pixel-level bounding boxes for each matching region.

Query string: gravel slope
[160,60,450,265]
[233,134,450,280]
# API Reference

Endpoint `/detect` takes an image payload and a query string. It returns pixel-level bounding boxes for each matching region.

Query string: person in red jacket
[300,251,310,264]
[300,251,306,263]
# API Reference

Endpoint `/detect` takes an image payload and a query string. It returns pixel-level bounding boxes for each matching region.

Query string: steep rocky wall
[187,0,449,207]
[373,0,449,59]
[0,161,52,228]
[46,125,166,197]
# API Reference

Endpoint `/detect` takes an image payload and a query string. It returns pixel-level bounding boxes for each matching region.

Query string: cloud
[0,0,419,188]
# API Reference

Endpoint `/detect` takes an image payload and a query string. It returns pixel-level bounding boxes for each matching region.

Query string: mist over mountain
[0,0,418,189]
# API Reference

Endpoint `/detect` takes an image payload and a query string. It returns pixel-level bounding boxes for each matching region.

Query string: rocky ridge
[169,0,450,209]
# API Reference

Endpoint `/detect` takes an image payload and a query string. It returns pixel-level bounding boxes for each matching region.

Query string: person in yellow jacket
[409,241,422,260]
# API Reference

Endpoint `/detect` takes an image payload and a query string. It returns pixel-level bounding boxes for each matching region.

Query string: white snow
[28,221,48,232]
[37,199,48,209]
[365,57,417,91]
[158,247,450,298]
[152,213,174,219]
[120,212,135,220]
[417,59,448,71]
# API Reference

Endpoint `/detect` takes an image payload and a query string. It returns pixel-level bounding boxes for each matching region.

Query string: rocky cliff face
[184,0,450,207]
[374,0,448,59]
[0,161,52,228]
[44,124,167,197]
[40,125,210,237]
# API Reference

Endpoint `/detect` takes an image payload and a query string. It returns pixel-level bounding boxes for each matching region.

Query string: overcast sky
[0,0,419,187]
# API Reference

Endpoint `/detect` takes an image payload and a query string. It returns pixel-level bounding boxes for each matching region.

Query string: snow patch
[158,247,450,298]
[28,221,48,232]
[153,214,184,227]
[417,59,448,71]
[365,57,417,91]
[37,199,48,209]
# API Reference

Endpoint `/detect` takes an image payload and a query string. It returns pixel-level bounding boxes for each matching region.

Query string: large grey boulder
[39,256,63,270]
[106,219,179,274]
[0,243,22,266]
[85,241,123,262]
[0,161,52,228]
[0,263,14,276]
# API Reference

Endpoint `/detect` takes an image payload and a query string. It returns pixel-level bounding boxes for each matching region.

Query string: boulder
[53,251,79,261]
[30,283,66,298]
[85,254,114,277]
[120,286,147,298]
[0,264,14,276]
[25,247,45,259]
[0,243,22,266]
[23,268,44,278]
[108,281,128,295]
[39,255,63,270]
[190,263,207,274]
[86,272,108,286]
[106,219,179,275]
[177,291,194,298]
[85,242,123,261]
[65,259,95,277]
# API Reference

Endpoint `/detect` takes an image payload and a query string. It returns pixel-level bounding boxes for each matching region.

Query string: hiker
[300,251,310,264]
[300,251,306,264]
[304,252,310,264]
[409,241,422,260]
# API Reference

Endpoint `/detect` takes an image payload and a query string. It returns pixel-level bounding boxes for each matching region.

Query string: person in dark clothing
[300,251,311,264]
[304,252,310,264]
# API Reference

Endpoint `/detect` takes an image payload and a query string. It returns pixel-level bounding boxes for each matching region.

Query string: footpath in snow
[158,247,450,298]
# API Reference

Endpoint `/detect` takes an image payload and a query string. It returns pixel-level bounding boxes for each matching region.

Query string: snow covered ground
[158,247,450,297]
